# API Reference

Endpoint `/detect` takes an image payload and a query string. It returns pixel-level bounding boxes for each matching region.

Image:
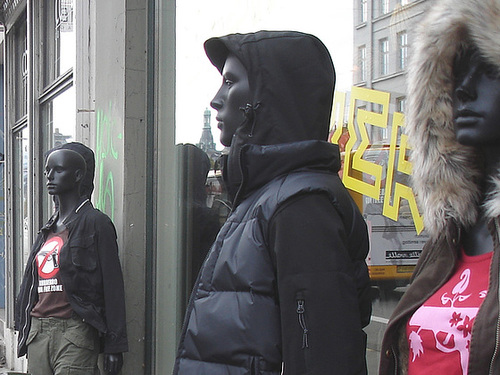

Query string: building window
[397,96,406,113]
[380,0,390,15]
[379,38,389,76]
[358,45,367,82]
[360,0,368,23]
[398,31,408,71]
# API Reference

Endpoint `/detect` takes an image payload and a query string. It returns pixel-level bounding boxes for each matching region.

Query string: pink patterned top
[406,249,492,375]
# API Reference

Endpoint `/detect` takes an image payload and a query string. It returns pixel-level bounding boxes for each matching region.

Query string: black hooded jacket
[174,31,371,375]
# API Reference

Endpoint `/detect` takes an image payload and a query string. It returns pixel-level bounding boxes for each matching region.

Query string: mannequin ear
[74,169,84,184]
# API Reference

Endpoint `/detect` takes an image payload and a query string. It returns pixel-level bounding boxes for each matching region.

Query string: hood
[205,31,335,195]
[407,0,500,239]
[205,30,335,146]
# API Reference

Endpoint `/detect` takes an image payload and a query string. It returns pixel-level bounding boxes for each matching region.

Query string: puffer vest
[174,169,356,374]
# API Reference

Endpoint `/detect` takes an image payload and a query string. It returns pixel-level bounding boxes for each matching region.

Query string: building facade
[353,0,429,141]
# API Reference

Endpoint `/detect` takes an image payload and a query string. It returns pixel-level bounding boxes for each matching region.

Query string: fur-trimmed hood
[407,0,500,239]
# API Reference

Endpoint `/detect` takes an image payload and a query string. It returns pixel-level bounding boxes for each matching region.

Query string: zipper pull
[296,299,309,349]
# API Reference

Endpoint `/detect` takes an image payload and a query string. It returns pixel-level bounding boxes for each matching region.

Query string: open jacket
[15,199,128,357]
[379,0,500,373]
[174,31,371,375]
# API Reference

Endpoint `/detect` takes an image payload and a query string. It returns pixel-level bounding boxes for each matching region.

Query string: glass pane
[40,85,76,221]
[42,0,75,87]
[12,127,29,296]
[13,16,27,121]
[175,2,431,373]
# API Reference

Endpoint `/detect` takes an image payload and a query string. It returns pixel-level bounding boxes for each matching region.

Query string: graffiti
[95,104,122,221]
[331,86,424,234]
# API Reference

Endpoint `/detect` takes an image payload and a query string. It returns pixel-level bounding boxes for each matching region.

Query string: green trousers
[26,316,100,375]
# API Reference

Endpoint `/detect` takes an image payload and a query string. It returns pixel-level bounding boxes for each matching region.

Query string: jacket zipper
[296,297,309,349]
[489,218,500,375]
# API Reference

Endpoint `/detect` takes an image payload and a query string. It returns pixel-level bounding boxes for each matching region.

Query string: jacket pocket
[70,235,98,271]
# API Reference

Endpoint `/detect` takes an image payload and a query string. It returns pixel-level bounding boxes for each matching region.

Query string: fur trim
[407,0,500,238]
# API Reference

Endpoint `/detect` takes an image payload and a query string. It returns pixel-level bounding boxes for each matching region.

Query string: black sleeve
[269,192,369,375]
[96,215,129,353]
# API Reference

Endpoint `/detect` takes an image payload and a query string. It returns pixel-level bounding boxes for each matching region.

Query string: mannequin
[379,0,500,371]
[174,31,371,375]
[453,47,500,256]
[16,145,127,375]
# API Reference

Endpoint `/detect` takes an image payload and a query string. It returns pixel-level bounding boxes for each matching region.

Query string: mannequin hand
[103,353,123,375]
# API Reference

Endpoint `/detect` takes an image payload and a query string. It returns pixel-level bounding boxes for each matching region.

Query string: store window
[12,128,29,296]
[6,13,29,298]
[379,37,389,76]
[38,0,76,220]
[175,1,430,373]
[398,31,408,71]
[6,1,76,301]
[42,0,75,87]
[13,17,27,122]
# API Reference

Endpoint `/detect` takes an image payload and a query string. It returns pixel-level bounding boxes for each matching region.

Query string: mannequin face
[45,150,82,195]
[453,49,500,147]
[210,53,252,147]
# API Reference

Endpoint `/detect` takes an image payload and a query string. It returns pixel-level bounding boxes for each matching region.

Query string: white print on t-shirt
[408,269,486,375]
[36,236,64,280]
[37,278,63,293]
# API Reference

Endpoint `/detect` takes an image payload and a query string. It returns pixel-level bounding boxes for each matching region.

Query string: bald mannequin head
[45,149,87,196]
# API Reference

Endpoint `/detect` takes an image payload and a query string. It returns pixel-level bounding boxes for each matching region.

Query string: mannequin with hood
[173,31,371,375]
[15,143,128,375]
[380,0,500,374]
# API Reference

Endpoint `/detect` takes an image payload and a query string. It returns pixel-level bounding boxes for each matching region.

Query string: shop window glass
[42,0,75,87]
[175,2,432,372]
[13,17,27,121]
[12,127,29,295]
[40,85,76,220]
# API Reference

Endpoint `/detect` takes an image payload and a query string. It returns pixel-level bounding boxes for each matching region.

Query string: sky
[176,0,354,148]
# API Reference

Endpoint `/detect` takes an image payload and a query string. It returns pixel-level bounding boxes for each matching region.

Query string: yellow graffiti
[383,112,424,234]
[332,86,424,233]
[343,87,390,199]
[330,91,346,144]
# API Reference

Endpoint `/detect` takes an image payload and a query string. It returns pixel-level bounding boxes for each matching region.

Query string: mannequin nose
[455,70,479,102]
[210,87,224,111]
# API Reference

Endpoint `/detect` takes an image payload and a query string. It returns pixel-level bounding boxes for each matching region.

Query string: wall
[93,1,148,373]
